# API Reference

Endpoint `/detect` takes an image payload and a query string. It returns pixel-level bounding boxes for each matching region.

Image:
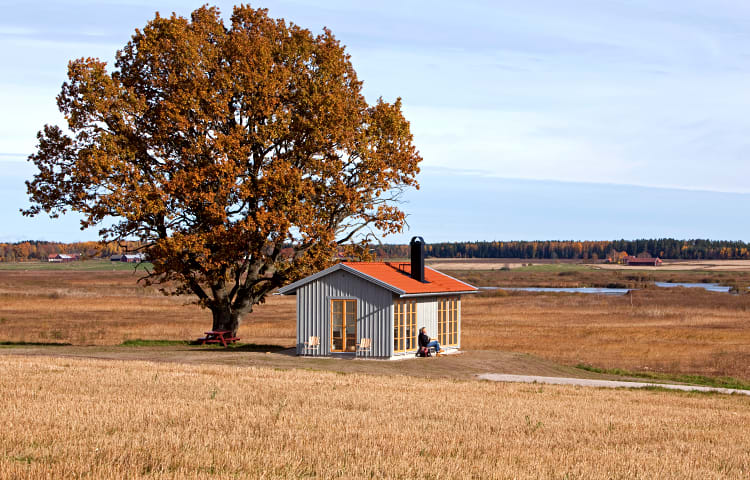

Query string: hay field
[2,268,750,382]
[2,355,749,479]
[462,290,750,381]
[0,270,294,346]
[592,259,750,271]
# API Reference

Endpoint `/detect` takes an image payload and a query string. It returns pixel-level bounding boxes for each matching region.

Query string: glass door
[331,299,357,352]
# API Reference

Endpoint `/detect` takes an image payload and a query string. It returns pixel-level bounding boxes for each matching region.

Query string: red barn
[624,256,663,266]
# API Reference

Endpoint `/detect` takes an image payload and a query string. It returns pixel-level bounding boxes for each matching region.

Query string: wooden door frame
[330,298,357,353]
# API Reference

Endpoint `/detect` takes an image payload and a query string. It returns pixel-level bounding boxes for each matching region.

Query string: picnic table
[197,330,239,347]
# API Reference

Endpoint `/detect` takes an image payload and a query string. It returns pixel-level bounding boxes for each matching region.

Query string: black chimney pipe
[410,236,425,283]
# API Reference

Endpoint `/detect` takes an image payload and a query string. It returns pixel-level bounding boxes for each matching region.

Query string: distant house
[121,254,145,263]
[624,256,663,266]
[47,254,79,263]
[606,251,630,264]
[278,237,479,358]
[110,254,145,262]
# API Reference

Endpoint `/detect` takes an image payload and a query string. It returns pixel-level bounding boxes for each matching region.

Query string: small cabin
[278,237,478,358]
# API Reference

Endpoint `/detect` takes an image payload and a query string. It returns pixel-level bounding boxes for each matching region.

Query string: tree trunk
[210,306,240,336]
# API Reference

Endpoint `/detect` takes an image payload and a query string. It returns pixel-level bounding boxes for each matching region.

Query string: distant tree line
[373,239,750,260]
[0,241,142,262]
[5,238,750,262]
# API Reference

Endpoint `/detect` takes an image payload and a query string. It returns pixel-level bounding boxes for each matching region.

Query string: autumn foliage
[0,241,142,262]
[24,5,421,333]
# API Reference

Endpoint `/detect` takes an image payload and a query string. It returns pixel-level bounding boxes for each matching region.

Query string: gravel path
[477,373,750,396]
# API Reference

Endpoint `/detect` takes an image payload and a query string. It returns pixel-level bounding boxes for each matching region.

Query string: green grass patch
[0,260,152,271]
[11,455,36,464]
[576,364,750,391]
[625,385,725,396]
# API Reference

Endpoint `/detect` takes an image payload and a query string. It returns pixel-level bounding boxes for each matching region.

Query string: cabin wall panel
[296,269,393,357]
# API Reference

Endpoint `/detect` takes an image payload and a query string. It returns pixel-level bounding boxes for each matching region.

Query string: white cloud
[3,0,750,241]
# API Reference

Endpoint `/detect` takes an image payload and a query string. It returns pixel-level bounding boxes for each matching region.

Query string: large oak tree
[24,5,421,334]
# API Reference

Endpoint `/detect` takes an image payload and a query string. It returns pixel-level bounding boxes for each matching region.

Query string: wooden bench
[197,330,240,347]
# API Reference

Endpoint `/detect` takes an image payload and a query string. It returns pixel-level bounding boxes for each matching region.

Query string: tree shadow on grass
[119,339,291,354]
[191,343,292,354]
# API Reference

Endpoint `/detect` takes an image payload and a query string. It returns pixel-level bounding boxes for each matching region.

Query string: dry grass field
[0,269,294,347]
[592,259,750,271]
[2,355,749,479]
[462,289,750,381]
[451,263,750,289]
[2,266,750,382]
[2,263,750,478]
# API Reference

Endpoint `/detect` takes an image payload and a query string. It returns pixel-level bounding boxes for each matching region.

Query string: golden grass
[462,290,750,381]
[2,355,748,479]
[0,271,295,347]
[2,270,750,381]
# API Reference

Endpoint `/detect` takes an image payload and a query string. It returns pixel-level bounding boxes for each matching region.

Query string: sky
[1,0,750,243]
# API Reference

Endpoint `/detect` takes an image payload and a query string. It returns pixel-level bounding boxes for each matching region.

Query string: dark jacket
[418,332,430,348]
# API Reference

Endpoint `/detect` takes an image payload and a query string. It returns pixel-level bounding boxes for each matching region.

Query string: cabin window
[437,297,458,346]
[330,299,357,352]
[393,299,417,353]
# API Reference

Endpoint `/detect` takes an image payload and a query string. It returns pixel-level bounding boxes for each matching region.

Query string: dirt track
[590,260,750,271]
[0,345,653,383]
[478,373,750,396]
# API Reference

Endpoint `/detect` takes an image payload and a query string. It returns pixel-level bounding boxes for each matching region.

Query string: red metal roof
[342,262,477,295]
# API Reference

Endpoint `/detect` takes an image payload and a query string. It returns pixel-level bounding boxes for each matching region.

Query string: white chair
[356,337,372,354]
[303,336,320,354]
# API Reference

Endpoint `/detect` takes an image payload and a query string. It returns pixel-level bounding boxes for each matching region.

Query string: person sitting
[418,327,443,356]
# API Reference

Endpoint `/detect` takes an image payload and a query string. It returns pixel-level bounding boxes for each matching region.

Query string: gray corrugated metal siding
[297,269,393,358]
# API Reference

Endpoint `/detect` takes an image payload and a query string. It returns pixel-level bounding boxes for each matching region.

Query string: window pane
[346,304,356,322]
[332,302,343,329]
[346,324,356,352]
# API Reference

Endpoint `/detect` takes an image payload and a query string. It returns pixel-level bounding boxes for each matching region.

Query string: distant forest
[373,239,750,260]
[0,241,141,262]
[3,238,750,262]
